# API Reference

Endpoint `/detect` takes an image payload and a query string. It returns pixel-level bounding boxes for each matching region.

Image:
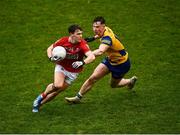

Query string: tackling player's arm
[84,35,99,42]
[72,41,95,69]
[93,44,109,56]
[84,51,95,64]
[72,50,95,69]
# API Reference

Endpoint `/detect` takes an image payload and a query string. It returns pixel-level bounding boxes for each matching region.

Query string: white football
[52,46,66,61]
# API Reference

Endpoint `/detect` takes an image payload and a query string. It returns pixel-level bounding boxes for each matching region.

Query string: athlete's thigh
[54,72,69,89]
[54,71,64,84]
[91,63,110,79]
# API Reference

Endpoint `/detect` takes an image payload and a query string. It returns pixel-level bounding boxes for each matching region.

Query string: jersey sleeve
[101,36,112,46]
[53,38,65,48]
[81,40,91,54]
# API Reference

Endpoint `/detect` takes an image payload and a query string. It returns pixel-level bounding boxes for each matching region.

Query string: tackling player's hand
[84,35,99,42]
[72,61,85,69]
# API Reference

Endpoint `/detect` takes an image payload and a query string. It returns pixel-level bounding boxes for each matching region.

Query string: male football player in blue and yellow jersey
[65,16,137,103]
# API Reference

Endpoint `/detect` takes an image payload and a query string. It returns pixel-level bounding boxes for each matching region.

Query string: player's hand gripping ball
[51,46,66,61]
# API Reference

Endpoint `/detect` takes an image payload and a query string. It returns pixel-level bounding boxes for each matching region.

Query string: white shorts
[55,64,79,85]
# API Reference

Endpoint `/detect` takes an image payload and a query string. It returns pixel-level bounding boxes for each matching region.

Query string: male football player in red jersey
[32,24,95,112]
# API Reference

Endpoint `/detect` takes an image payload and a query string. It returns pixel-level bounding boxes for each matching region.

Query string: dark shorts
[101,57,131,79]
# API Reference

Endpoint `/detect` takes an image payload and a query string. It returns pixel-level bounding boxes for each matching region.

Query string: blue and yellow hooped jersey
[100,26,128,65]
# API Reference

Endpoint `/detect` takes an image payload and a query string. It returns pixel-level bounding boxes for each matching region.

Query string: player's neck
[101,28,106,37]
[68,37,78,44]
[99,28,106,38]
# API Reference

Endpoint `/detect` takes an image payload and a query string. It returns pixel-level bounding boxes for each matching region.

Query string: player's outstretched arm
[93,44,109,56]
[84,35,99,42]
[72,51,95,69]
[84,51,95,64]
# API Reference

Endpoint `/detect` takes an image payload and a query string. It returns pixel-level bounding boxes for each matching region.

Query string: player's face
[93,21,105,37]
[71,29,83,44]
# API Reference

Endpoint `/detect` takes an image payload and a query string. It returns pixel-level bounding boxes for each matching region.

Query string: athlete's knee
[52,83,63,90]
[51,91,59,97]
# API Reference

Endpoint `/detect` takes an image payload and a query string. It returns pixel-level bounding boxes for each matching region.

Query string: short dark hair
[93,16,105,24]
[68,24,82,33]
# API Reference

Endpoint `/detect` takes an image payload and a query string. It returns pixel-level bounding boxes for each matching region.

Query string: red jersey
[53,37,90,73]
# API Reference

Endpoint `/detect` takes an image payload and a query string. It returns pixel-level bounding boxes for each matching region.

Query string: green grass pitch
[0,0,179,133]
